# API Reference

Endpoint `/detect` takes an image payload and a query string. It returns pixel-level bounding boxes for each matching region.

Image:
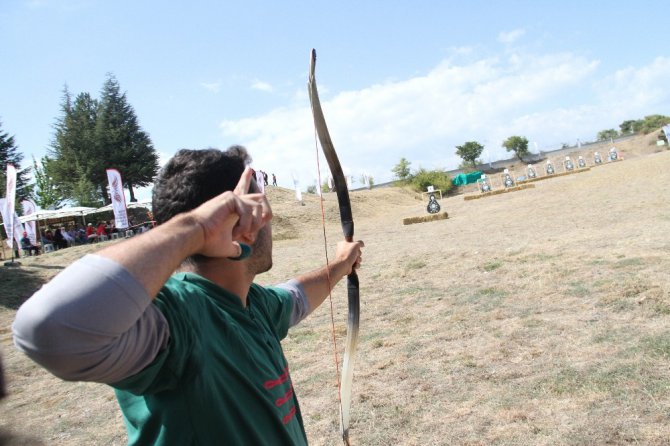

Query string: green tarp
[452,171,483,186]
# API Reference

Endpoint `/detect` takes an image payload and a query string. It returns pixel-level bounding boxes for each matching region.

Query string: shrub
[406,168,454,194]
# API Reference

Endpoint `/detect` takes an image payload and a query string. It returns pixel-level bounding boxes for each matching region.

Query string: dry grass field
[1,136,669,445]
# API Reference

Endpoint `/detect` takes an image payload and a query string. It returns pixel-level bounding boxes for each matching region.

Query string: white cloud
[498,29,526,44]
[596,56,670,112]
[219,51,668,190]
[200,81,221,93]
[251,80,274,92]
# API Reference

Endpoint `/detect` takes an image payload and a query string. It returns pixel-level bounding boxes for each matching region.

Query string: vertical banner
[21,200,37,245]
[106,169,129,229]
[0,198,9,247]
[663,125,670,143]
[12,213,24,249]
[0,198,23,250]
[4,164,17,250]
[291,174,302,202]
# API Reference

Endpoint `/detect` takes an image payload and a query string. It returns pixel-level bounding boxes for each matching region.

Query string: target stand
[403,192,449,225]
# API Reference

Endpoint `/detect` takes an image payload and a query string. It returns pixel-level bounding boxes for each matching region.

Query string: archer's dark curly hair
[152,146,252,225]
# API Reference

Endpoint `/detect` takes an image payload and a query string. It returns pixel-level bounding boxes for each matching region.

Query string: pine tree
[32,156,65,210]
[0,120,32,201]
[49,87,100,202]
[95,74,159,202]
[49,75,158,204]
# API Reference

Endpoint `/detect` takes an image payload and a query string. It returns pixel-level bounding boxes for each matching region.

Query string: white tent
[86,198,152,214]
[16,199,152,223]
[17,207,97,224]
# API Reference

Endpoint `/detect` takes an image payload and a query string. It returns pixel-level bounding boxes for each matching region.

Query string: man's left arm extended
[291,240,364,320]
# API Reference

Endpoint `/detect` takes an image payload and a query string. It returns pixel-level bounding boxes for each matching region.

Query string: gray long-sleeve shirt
[12,254,310,383]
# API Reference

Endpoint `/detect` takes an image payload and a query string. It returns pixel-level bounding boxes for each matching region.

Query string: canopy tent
[5,200,153,230]
[87,198,152,214]
[15,199,152,224]
[452,171,483,186]
[17,207,98,224]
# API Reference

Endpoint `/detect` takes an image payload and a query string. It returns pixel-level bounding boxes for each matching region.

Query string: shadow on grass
[0,265,60,310]
[0,429,45,445]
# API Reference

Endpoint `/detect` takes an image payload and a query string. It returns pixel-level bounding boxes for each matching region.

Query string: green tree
[597,129,619,141]
[0,120,32,200]
[71,163,103,207]
[637,114,670,134]
[49,87,99,199]
[455,141,484,168]
[95,73,159,202]
[49,75,160,204]
[619,120,639,135]
[392,157,412,181]
[502,136,530,163]
[32,156,64,209]
[407,168,453,194]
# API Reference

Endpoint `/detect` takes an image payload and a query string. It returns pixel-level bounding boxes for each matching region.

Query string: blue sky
[1,0,669,200]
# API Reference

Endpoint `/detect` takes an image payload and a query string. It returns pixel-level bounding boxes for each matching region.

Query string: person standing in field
[13,146,364,445]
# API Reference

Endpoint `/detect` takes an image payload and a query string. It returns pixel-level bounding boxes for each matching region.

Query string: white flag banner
[255,170,265,194]
[106,169,129,229]
[21,200,37,245]
[291,174,302,202]
[4,164,17,249]
[664,125,670,142]
[314,178,321,197]
[0,198,24,250]
[12,213,24,249]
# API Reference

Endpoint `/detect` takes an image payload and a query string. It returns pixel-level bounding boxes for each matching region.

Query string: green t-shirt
[112,273,308,446]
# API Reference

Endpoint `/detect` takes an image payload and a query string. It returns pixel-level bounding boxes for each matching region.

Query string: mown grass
[2,149,670,445]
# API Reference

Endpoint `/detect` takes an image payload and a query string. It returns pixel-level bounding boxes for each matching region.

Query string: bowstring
[312,125,344,416]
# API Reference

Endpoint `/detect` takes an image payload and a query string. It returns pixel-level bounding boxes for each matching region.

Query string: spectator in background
[272,173,277,186]
[96,221,108,240]
[66,226,79,245]
[42,229,54,247]
[20,232,40,256]
[53,228,68,250]
[86,223,98,243]
[76,226,88,244]
[63,227,76,247]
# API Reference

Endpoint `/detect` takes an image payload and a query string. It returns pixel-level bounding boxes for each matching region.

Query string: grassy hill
[1,134,669,445]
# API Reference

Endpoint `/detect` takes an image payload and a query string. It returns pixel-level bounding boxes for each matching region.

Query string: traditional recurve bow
[308,48,360,446]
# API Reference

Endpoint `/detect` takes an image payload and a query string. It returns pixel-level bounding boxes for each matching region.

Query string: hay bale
[464,183,536,200]
[402,211,449,225]
[517,167,590,184]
